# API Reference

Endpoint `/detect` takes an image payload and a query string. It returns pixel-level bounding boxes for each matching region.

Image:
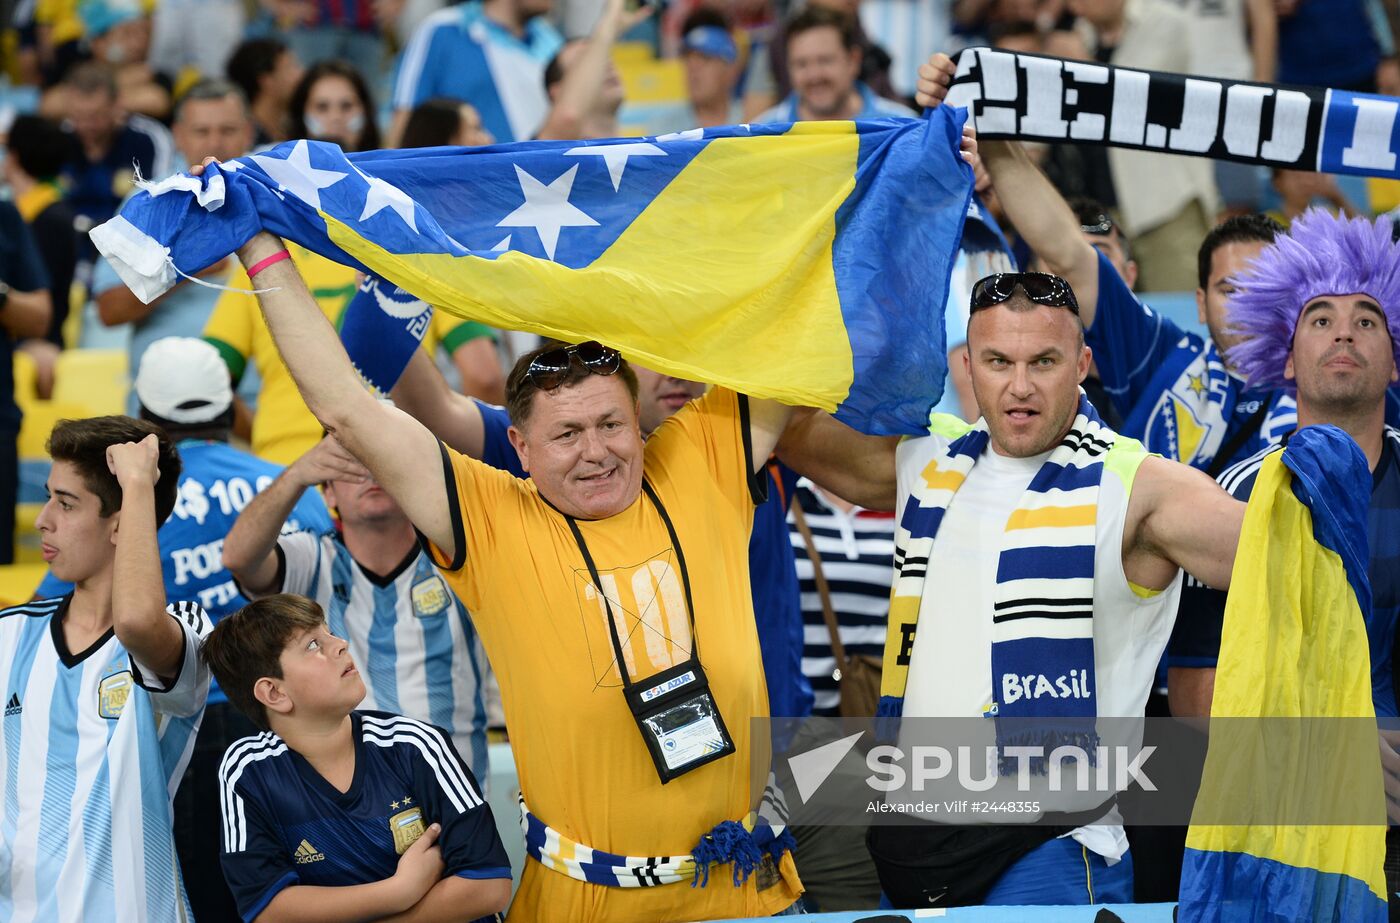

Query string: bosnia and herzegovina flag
[1180,425,1387,922]
[89,112,974,435]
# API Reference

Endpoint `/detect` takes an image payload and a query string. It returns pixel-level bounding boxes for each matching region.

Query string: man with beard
[756,6,914,124]
[1169,208,1400,906]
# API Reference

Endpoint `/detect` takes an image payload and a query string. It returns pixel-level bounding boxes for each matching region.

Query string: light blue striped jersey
[391,1,564,143]
[276,533,488,783]
[858,0,950,98]
[0,595,211,923]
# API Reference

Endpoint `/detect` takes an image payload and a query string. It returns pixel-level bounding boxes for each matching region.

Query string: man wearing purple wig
[1169,208,1400,907]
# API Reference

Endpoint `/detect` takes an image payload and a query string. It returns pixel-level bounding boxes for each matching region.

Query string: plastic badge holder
[626,659,737,784]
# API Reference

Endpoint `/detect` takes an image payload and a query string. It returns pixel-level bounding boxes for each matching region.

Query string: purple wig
[1226,208,1400,391]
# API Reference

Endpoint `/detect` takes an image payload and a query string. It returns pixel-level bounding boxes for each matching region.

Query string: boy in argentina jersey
[223,433,489,782]
[0,417,211,923]
[205,594,510,922]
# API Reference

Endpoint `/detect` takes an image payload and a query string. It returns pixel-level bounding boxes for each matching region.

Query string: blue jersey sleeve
[391,17,451,110]
[33,571,73,599]
[410,722,511,881]
[220,778,300,923]
[477,402,526,478]
[1084,250,1186,420]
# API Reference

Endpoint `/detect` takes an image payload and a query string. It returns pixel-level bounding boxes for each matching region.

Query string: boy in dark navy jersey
[203,593,511,923]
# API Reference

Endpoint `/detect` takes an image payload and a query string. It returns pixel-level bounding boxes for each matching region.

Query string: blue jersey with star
[218,710,509,922]
[1085,251,1296,471]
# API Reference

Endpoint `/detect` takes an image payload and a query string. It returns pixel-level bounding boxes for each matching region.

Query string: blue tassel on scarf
[690,819,795,888]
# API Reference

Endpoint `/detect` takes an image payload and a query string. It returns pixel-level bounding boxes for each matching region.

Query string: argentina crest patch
[97,666,134,719]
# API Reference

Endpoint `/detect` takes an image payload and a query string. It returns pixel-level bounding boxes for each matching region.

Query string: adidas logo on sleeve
[4,694,19,716]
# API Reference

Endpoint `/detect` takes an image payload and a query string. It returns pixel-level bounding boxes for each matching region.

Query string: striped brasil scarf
[879,395,1118,768]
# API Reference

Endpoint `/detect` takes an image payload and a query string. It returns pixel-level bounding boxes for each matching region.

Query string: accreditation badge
[626,660,736,784]
[98,669,134,719]
[390,806,427,854]
[411,575,450,618]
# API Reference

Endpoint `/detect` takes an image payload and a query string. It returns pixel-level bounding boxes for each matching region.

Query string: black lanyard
[564,481,702,691]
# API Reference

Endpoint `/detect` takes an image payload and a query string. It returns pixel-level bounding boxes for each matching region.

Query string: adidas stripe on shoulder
[219,732,289,852]
[0,597,64,622]
[166,600,211,634]
[360,714,483,814]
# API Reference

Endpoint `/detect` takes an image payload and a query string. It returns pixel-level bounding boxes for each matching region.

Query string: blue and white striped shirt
[0,596,211,923]
[276,533,489,783]
[788,484,895,716]
[391,1,564,143]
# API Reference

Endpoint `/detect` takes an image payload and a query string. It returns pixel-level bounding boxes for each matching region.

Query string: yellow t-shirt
[426,388,802,923]
[203,246,474,464]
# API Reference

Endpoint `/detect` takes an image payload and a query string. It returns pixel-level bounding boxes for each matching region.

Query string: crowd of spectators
[3,0,1400,919]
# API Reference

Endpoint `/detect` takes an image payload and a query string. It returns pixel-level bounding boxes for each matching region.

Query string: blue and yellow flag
[1180,425,1386,922]
[90,114,974,435]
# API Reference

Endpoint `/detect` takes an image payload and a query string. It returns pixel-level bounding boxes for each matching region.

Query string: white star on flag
[565,142,665,191]
[354,165,417,231]
[655,128,704,143]
[251,140,348,212]
[496,164,598,261]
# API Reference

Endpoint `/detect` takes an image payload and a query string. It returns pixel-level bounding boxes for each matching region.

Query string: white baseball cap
[134,336,234,424]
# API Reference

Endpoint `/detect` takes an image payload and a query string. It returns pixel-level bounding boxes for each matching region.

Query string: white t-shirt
[897,438,1183,862]
[1173,0,1251,81]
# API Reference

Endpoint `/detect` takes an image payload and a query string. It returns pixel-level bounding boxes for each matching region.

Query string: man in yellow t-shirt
[203,244,500,464]
[227,229,802,922]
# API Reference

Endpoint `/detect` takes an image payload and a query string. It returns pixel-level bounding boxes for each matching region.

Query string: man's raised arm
[233,232,458,560]
[777,409,899,511]
[916,53,1101,324]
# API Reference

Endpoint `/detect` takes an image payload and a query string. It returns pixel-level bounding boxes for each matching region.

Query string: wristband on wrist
[247,249,291,279]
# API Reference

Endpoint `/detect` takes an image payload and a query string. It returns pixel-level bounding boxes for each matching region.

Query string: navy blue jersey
[477,402,523,477]
[1170,427,1400,717]
[1084,251,1296,471]
[219,710,509,921]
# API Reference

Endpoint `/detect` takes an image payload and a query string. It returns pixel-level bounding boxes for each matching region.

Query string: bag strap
[791,498,849,670]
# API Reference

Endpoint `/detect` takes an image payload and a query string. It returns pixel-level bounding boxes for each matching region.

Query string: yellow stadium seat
[12,504,43,565]
[0,564,48,607]
[52,349,129,417]
[612,41,655,64]
[18,399,95,460]
[13,349,37,412]
[613,50,685,106]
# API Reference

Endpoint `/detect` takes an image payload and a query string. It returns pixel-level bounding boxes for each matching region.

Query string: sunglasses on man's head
[525,341,622,391]
[970,272,1081,315]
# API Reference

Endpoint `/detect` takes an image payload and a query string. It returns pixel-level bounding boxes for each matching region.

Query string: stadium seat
[0,563,47,606]
[13,349,37,411]
[51,349,129,416]
[18,399,94,460]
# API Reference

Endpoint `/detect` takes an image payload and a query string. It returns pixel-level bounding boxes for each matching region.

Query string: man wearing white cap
[33,335,333,923]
